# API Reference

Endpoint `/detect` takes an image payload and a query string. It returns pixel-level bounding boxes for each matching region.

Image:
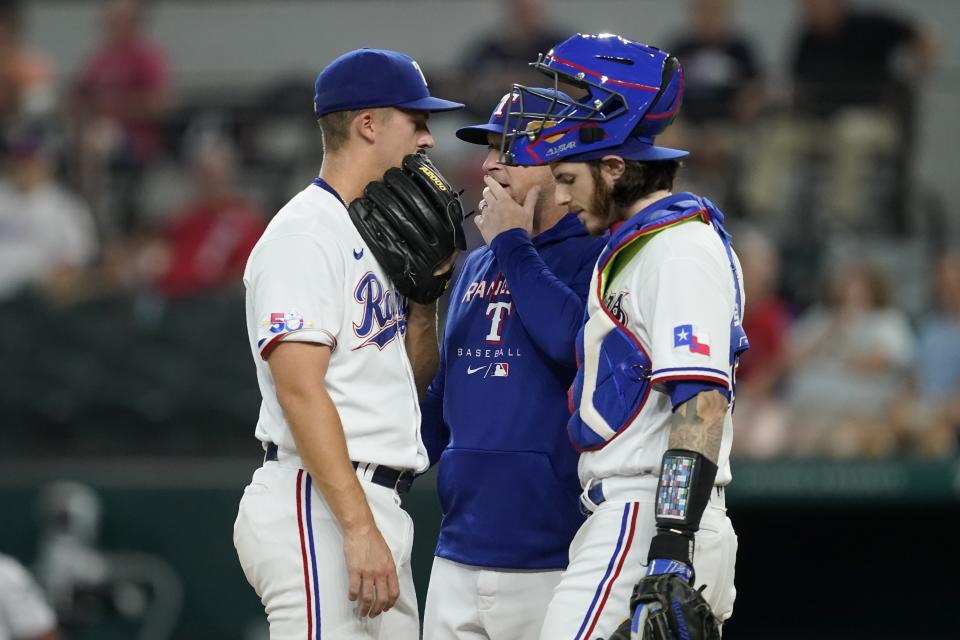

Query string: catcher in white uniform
[499,34,747,640]
[233,48,463,640]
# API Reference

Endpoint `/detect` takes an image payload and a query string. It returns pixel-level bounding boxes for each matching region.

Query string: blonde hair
[317,109,361,153]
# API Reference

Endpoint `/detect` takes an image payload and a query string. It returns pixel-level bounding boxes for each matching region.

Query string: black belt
[264,443,413,494]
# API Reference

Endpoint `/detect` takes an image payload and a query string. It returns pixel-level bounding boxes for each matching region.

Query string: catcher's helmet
[456,87,575,145]
[501,33,687,166]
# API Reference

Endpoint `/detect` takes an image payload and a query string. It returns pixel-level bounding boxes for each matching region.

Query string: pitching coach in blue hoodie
[419,88,607,640]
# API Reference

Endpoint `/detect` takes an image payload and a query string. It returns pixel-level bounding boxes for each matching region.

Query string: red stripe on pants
[296,469,313,639]
[583,502,639,640]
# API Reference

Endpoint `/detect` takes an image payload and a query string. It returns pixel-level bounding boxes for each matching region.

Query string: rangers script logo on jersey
[352,271,407,350]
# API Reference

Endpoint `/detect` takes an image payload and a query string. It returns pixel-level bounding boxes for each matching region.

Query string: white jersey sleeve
[0,555,57,639]
[577,220,740,487]
[248,233,346,359]
[640,254,736,391]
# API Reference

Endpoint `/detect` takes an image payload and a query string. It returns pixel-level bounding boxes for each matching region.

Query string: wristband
[648,449,718,566]
[654,449,718,532]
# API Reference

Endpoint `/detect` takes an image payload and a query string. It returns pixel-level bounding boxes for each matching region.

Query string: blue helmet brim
[559,136,689,163]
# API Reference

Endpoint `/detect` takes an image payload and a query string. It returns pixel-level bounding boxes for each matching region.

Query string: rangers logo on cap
[411,59,428,87]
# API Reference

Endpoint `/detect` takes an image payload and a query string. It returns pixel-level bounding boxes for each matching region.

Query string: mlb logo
[492,362,509,377]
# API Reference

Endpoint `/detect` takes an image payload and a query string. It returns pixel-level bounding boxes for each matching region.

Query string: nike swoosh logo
[353,248,364,260]
[467,365,488,375]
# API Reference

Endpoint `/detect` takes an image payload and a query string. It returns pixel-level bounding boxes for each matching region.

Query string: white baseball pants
[234,459,419,640]
[538,487,736,640]
[423,556,563,640]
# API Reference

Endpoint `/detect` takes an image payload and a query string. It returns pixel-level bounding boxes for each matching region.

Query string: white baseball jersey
[539,205,743,640]
[578,219,743,488]
[243,181,429,473]
[237,181,426,639]
[0,554,57,640]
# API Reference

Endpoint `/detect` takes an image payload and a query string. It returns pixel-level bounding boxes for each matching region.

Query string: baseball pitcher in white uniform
[500,35,748,640]
[232,48,462,640]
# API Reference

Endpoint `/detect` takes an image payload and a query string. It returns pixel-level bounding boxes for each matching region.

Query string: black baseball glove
[600,568,719,640]
[348,152,466,304]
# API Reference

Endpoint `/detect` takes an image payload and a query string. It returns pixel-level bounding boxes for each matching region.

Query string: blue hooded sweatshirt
[420,213,606,569]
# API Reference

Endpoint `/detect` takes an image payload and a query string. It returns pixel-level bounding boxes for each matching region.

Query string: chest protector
[568,193,749,452]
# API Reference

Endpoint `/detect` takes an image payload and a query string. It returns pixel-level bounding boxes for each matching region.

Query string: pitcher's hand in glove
[348,152,466,304]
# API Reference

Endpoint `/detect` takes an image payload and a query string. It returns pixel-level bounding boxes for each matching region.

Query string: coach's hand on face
[343,523,400,618]
[476,175,540,245]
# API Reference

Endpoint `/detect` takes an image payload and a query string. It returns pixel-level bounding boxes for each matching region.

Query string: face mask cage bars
[498,52,630,165]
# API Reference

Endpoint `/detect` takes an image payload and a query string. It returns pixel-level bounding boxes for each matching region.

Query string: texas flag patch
[673,324,711,356]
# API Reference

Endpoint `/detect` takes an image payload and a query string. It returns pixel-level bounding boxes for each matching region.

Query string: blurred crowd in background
[0,0,957,462]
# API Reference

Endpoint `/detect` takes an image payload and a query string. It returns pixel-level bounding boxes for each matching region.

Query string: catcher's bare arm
[667,390,727,463]
[647,389,729,568]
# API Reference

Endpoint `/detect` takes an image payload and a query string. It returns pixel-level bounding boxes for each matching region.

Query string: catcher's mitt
[348,153,466,304]
[602,572,719,640]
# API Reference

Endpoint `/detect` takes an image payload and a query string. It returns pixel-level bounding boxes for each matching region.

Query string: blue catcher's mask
[501,33,688,166]
[455,87,576,145]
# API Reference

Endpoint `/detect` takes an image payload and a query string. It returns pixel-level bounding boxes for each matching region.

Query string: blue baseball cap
[313,48,464,118]
[456,88,574,145]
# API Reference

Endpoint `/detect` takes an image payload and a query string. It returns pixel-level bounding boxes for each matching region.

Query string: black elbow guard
[648,449,718,564]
